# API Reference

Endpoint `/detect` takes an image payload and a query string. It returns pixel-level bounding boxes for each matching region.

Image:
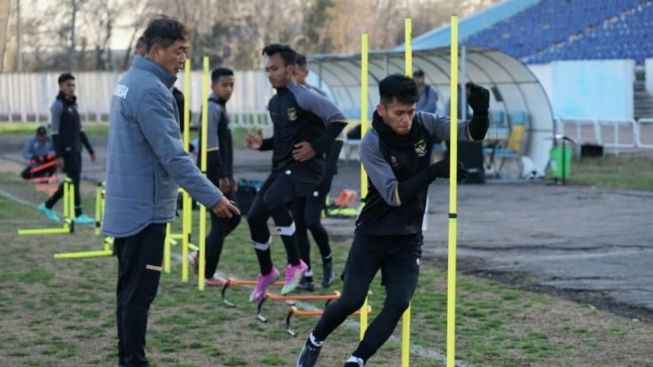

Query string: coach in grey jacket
[103,17,239,367]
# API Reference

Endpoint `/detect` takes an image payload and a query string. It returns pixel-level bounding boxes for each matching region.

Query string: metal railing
[556,117,651,155]
[636,118,653,149]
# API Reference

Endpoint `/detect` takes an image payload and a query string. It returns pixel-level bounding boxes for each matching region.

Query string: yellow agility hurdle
[163,59,199,277]
[164,59,198,277]
[18,178,74,236]
[53,237,114,260]
[54,181,114,259]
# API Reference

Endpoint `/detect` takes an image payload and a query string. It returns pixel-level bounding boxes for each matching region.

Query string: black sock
[255,248,273,275]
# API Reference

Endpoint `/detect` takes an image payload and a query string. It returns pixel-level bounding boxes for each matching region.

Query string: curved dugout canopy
[308,47,554,175]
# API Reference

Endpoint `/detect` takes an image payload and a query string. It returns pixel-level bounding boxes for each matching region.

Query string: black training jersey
[356,112,474,236]
[267,82,347,169]
[50,92,93,157]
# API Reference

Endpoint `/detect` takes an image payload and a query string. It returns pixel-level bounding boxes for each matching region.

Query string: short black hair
[262,44,296,66]
[379,74,419,105]
[58,72,75,85]
[143,16,188,53]
[211,67,234,83]
[36,126,47,136]
[295,53,307,67]
[412,69,425,77]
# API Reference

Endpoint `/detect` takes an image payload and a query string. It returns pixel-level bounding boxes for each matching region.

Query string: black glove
[428,158,469,181]
[466,82,489,115]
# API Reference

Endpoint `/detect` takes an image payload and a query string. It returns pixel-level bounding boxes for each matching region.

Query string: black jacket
[50,92,93,157]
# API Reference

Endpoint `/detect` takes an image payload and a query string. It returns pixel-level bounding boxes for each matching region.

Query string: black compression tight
[247,174,302,275]
[311,233,421,363]
[204,208,241,278]
[291,196,331,272]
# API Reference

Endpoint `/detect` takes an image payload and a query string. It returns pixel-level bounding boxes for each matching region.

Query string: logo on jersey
[390,155,399,167]
[414,139,427,157]
[113,84,129,99]
[287,107,297,121]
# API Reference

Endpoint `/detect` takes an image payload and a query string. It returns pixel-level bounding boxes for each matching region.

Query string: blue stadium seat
[464,0,652,65]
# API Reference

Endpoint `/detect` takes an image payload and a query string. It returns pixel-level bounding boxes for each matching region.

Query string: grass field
[0,122,110,138]
[0,161,652,367]
[0,122,254,149]
[569,155,653,191]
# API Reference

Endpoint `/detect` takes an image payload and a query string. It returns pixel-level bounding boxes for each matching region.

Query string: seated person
[21,126,56,180]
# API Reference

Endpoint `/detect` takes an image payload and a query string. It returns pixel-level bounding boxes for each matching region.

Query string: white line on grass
[0,187,36,207]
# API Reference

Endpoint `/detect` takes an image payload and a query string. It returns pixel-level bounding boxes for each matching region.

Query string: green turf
[569,155,653,191]
[0,173,652,366]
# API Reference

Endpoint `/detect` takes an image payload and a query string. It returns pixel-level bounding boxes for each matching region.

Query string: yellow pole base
[18,225,71,236]
[54,250,113,259]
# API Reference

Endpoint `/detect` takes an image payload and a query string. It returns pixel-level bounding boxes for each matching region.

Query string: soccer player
[244,44,347,301]
[296,74,489,367]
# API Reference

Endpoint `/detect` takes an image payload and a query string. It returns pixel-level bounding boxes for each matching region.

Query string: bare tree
[74,0,123,70]
[0,0,13,72]
[5,0,502,71]
[69,0,81,70]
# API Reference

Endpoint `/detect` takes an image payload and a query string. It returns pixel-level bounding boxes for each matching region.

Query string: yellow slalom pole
[446,15,459,367]
[402,16,413,367]
[64,178,72,230]
[100,188,105,224]
[359,32,369,341]
[198,56,209,291]
[63,178,69,221]
[94,183,102,235]
[69,178,74,219]
[182,59,192,282]
[68,178,74,230]
[405,17,413,75]
[17,178,73,235]
[164,224,171,273]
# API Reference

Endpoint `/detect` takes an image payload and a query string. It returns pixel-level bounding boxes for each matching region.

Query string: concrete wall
[552,60,634,121]
[528,63,552,104]
[529,60,635,121]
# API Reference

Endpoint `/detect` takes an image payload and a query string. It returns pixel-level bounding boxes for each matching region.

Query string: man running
[296,74,489,367]
[244,44,347,301]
